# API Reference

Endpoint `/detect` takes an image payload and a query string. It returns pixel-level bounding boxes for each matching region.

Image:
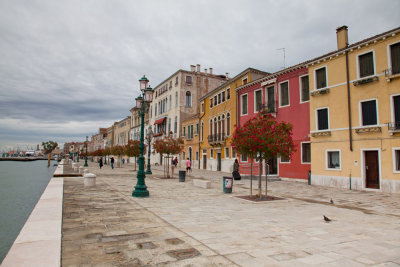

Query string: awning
[154,117,166,125]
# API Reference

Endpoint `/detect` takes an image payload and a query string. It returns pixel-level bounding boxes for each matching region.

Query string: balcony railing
[208,133,226,145]
[258,104,276,114]
[385,67,400,82]
[388,122,400,134]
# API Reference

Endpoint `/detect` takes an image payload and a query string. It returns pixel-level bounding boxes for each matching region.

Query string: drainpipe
[345,50,353,152]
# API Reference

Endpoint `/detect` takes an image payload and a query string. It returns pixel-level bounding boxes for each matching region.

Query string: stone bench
[193,179,211,189]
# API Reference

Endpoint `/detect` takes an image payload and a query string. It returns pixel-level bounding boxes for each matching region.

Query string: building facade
[308,26,400,193]
[181,114,200,168]
[236,65,311,180]
[200,68,268,172]
[113,116,131,146]
[149,64,228,165]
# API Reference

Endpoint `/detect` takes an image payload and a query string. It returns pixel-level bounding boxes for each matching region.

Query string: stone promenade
[62,163,400,266]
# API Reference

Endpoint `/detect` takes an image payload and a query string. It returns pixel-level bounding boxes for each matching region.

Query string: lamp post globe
[132,76,153,198]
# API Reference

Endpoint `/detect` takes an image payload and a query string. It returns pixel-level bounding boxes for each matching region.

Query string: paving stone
[166,248,201,260]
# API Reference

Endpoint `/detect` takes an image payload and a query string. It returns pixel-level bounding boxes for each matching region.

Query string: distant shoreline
[0,157,51,161]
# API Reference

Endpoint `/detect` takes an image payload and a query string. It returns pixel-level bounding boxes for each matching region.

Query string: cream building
[113,116,131,146]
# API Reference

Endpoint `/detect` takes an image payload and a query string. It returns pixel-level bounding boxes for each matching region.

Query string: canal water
[0,160,56,263]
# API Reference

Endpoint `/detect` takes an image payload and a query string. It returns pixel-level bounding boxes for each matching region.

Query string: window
[226,113,230,136]
[241,154,248,162]
[227,88,230,99]
[196,123,199,134]
[174,116,177,133]
[279,81,289,107]
[302,142,311,163]
[183,152,185,160]
[254,89,262,112]
[214,96,217,106]
[155,104,157,116]
[358,51,375,78]
[186,76,192,84]
[168,118,171,132]
[221,115,225,135]
[210,97,213,108]
[169,95,172,110]
[201,122,204,141]
[327,150,341,170]
[150,106,152,118]
[190,125,194,139]
[196,151,199,161]
[169,81,172,89]
[280,155,290,163]
[232,147,236,158]
[392,94,400,128]
[300,75,309,102]
[389,42,400,75]
[225,147,230,158]
[243,78,248,84]
[393,148,400,173]
[218,93,221,104]
[316,108,329,130]
[175,92,178,107]
[360,99,377,126]
[222,91,225,102]
[209,120,212,135]
[241,94,248,115]
[185,91,192,107]
[183,127,186,137]
[201,102,204,113]
[315,67,327,89]
[266,85,275,112]
[210,148,214,158]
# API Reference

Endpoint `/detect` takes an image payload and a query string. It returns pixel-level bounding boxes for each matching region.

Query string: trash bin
[223,176,233,193]
[179,170,186,182]
[308,170,311,185]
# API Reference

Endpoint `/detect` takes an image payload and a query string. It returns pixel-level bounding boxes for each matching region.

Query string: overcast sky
[0,0,399,151]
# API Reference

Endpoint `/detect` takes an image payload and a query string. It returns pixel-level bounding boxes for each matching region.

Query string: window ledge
[355,126,381,134]
[386,73,400,82]
[310,87,330,97]
[353,76,378,86]
[311,131,331,137]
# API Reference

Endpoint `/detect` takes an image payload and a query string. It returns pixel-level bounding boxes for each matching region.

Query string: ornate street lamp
[84,136,88,167]
[145,126,153,174]
[132,75,154,198]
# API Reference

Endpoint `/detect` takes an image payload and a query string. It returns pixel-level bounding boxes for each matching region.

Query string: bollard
[84,173,96,187]
[84,169,89,175]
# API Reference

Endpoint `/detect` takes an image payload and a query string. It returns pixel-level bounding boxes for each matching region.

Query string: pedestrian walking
[111,157,115,169]
[99,157,103,169]
[186,158,191,174]
[171,157,176,176]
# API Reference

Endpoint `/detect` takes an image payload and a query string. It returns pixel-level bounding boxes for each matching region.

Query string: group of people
[98,157,115,169]
[171,157,193,175]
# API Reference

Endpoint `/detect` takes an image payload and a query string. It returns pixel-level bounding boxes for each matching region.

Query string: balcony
[258,104,276,117]
[388,122,400,135]
[353,76,378,86]
[208,133,226,146]
[385,68,400,82]
[311,130,331,137]
[354,126,381,134]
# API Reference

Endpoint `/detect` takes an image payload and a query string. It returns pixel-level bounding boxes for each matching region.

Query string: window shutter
[391,43,400,75]
[394,95,400,124]
[317,109,328,130]
[361,100,377,126]
[267,86,275,111]
[359,52,374,78]
[316,68,326,89]
[301,76,309,102]
[280,82,289,106]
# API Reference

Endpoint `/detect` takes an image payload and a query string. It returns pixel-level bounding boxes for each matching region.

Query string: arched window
[214,118,217,136]
[155,104,157,116]
[201,122,204,141]
[175,92,178,107]
[174,116,177,134]
[168,118,171,133]
[185,91,192,107]
[209,119,213,135]
[222,115,225,135]
[169,95,172,110]
[227,113,231,136]
[218,116,221,135]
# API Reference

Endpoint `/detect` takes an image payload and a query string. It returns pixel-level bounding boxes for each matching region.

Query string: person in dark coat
[111,157,115,169]
[99,157,103,169]
[232,159,241,180]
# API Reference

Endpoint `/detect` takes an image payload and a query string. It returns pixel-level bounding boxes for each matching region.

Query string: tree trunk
[47,153,51,167]
[167,154,170,178]
[265,159,269,197]
[134,156,137,171]
[258,157,262,199]
[250,158,253,197]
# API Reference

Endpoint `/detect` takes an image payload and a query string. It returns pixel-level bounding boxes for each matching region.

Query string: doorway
[217,152,222,171]
[267,157,278,175]
[364,150,379,189]
[203,155,207,169]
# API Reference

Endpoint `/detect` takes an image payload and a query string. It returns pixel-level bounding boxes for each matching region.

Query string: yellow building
[199,68,268,172]
[113,116,131,146]
[181,114,200,168]
[308,26,400,193]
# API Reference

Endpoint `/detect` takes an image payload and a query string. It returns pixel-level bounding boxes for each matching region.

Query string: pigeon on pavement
[324,215,332,222]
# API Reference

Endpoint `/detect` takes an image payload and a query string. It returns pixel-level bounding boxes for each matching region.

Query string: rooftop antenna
[277,48,286,69]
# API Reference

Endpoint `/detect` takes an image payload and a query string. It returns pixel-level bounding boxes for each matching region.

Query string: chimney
[196,64,200,73]
[226,72,229,78]
[336,25,348,50]
[209,67,213,74]
[190,65,195,72]
[204,68,207,74]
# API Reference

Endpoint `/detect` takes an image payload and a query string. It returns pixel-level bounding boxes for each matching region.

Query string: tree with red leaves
[125,140,146,171]
[153,136,184,178]
[231,111,295,198]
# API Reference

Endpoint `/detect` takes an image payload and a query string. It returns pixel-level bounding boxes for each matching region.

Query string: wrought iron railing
[207,133,226,144]
[388,122,400,131]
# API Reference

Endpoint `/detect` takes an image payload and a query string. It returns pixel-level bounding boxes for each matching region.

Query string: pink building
[236,64,311,180]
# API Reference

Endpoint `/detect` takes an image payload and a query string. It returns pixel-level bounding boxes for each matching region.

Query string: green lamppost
[132,75,154,198]
[77,150,79,162]
[145,126,153,174]
[84,136,88,167]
